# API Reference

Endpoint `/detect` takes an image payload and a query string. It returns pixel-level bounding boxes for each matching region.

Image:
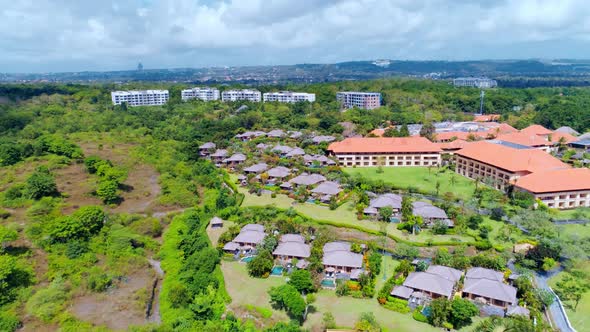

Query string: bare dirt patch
[54,163,102,214]
[71,267,156,331]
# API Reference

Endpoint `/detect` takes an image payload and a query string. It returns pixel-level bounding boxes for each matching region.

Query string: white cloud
[1,0,590,72]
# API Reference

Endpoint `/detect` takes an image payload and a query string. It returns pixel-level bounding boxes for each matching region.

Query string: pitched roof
[243,163,268,173]
[289,131,303,139]
[280,234,305,243]
[328,137,442,154]
[466,267,504,282]
[273,241,311,258]
[267,129,286,137]
[438,139,471,151]
[455,141,569,174]
[555,126,580,136]
[473,114,500,122]
[267,166,291,178]
[514,168,590,193]
[463,277,517,304]
[578,132,590,140]
[233,230,266,244]
[223,242,240,251]
[550,132,578,144]
[435,131,489,142]
[390,285,415,299]
[242,224,264,232]
[272,144,294,154]
[323,241,351,253]
[290,173,326,186]
[495,132,553,147]
[413,201,448,219]
[311,181,342,195]
[507,305,530,317]
[223,153,247,162]
[210,216,223,225]
[403,271,455,298]
[210,149,228,157]
[322,250,363,268]
[369,193,402,209]
[426,265,463,282]
[285,147,305,157]
[312,135,336,144]
[199,142,216,149]
[520,124,553,136]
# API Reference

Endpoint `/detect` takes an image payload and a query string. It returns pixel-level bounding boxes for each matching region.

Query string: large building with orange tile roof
[473,114,500,122]
[520,124,553,137]
[437,139,470,154]
[327,137,442,167]
[514,168,590,209]
[454,141,569,191]
[493,132,555,152]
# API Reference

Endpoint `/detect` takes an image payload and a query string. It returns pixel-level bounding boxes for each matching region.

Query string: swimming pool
[320,279,336,288]
[240,256,255,263]
[271,266,284,276]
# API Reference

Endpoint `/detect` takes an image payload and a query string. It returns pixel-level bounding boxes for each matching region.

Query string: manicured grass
[305,290,440,332]
[343,167,477,201]
[374,256,400,296]
[220,261,289,321]
[556,223,590,239]
[554,207,590,220]
[548,261,590,332]
[206,219,234,247]
[240,187,475,245]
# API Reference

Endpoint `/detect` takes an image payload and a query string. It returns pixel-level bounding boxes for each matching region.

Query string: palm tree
[472,316,538,332]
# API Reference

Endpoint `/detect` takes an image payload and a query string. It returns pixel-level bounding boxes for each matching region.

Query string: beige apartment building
[455,141,590,209]
[327,137,442,167]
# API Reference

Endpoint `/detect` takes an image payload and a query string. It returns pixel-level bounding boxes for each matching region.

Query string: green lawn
[241,188,474,245]
[374,256,400,296]
[548,262,590,332]
[220,261,289,321]
[554,207,590,220]
[556,223,590,239]
[343,167,477,201]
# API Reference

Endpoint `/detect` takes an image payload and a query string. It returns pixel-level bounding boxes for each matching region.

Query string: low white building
[263,91,315,103]
[111,90,169,106]
[453,77,497,88]
[336,92,381,110]
[181,87,220,101]
[221,89,262,102]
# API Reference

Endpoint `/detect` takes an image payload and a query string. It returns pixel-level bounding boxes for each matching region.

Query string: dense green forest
[0,79,589,331]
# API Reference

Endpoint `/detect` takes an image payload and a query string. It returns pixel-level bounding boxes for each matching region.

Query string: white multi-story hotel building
[453,77,498,88]
[263,91,316,103]
[181,87,220,101]
[111,90,169,107]
[327,137,442,167]
[336,92,381,110]
[221,89,262,102]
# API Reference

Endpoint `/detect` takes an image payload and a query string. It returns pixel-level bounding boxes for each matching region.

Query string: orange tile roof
[495,132,553,147]
[514,168,590,193]
[520,124,553,136]
[473,114,500,122]
[455,141,569,174]
[328,137,442,154]
[437,139,470,150]
[434,131,489,142]
[549,132,577,144]
[492,123,519,134]
[369,128,386,137]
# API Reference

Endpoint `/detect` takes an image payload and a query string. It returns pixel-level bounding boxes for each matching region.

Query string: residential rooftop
[328,137,442,154]
[514,168,590,194]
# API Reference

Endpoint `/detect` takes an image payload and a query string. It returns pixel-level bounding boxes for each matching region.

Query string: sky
[2,0,590,73]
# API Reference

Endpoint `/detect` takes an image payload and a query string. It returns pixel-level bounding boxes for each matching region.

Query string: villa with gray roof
[322,241,363,274]
[199,142,216,156]
[243,163,268,174]
[364,193,402,217]
[210,149,228,163]
[273,234,310,261]
[267,129,286,138]
[235,131,266,141]
[210,216,223,228]
[267,166,291,182]
[462,267,517,308]
[223,224,266,254]
[285,147,306,158]
[289,131,303,139]
[290,173,326,186]
[312,135,336,144]
[412,201,452,227]
[311,181,342,200]
[223,153,247,165]
[402,271,456,299]
[272,144,294,156]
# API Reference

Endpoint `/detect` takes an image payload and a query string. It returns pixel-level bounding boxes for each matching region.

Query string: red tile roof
[434,131,489,142]
[328,137,442,154]
[473,114,500,122]
[455,141,569,174]
[437,139,470,151]
[369,128,386,137]
[514,168,590,193]
[495,132,553,147]
[520,124,553,136]
[549,132,577,144]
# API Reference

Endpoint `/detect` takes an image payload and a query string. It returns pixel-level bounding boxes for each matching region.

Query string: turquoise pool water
[321,279,336,287]
[240,256,255,263]
[271,266,284,276]
[389,217,401,223]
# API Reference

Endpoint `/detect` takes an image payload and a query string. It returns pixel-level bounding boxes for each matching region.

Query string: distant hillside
[4,59,590,86]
